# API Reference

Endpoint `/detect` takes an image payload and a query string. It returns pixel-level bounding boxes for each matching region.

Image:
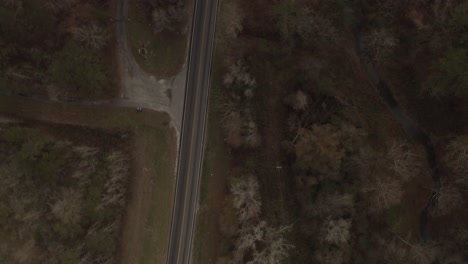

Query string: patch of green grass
[48,42,113,97]
[192,158,212,264]
[192,111,231,264]
[139,127,174,264]
[127,3,188,78]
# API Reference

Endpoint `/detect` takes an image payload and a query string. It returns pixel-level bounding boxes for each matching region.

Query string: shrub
[230,174,261,221]
[70,24,109,50]
[362,29,398,65]
[387,141,420,181]
[322,218,352,245]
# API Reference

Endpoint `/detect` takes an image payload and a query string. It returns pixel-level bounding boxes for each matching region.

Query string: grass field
[137,126,175,264]
[0,95,176,264]
[127,2,190,79]
[192,111,232,264]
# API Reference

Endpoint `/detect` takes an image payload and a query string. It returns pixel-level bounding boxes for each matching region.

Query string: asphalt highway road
[166,0,219,263]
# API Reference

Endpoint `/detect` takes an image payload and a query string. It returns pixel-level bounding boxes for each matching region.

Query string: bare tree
[218,96,242,121]
[249,225,294,264]
[152,8,172,33]
[407,243,438,264]
[383,238,408,262]
[151,1,185,34]
[233,221,293,264]
[220,0,243,39]
[230,175,261,221]
[387,141,420,181]
[101,151,129,207]
[362,29,398,65]
[293,90,309,111]
[322,218,352,245]
[51,188,82,224]
[382,236,438,264]
[287,113,306,144]
[233,221,266,263]
[223,60,256,89]
[433,184,462,216]
[362,176,403,211]
[444,137,468,185]
[73,146,99,185]
[284,90,309,112]
[393,235,438,264]
[70,24,109,50]
[339,122,367,153]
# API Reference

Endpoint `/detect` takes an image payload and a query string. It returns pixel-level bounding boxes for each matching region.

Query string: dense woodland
[0,0,115,99]
[209,0,468,263]
[0,122,130,263]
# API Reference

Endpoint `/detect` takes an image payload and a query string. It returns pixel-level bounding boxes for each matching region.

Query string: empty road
[166,0,219,263]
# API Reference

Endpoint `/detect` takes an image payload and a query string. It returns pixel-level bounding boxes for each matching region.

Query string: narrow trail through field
[341,1,441,241]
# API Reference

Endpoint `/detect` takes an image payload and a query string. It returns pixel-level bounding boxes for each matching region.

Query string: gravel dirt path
[116,0,188,133]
